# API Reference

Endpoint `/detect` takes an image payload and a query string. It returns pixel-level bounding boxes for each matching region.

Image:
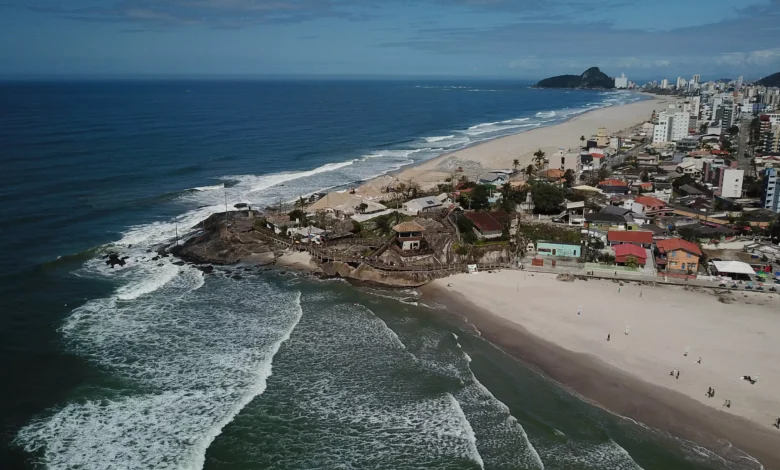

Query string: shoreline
[421,273,780,469]
[358,91,666,195]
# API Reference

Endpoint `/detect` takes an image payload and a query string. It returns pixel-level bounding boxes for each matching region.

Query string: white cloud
[715,48,780,67]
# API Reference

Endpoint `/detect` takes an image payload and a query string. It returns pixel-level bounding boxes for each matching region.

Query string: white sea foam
[116,263,180,300]
[538,440,642,469]
[17,278,303,469]
[536,111,556,118]
[425,135,455,142]
[245,159,357,193]
[446,393,485,469]
[192,183,224,191]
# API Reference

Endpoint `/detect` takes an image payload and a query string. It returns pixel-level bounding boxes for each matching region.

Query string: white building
[660,78,669,89]
[614,73,629,89]
[653,113,673,143]
[676,77,687,89]
[671,111,690,141]
[692,74,700,84]
[402,194,449,215]
[720,169,744,198]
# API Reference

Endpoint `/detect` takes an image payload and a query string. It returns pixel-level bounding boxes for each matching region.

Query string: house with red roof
[464,211,508,240]
[607,230,653,248]
[656,238,702,273]
[634,195,666,213]
[598,179,630,195]
[613,244,648,266]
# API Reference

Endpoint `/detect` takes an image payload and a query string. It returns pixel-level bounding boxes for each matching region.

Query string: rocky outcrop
[321,261,449,287]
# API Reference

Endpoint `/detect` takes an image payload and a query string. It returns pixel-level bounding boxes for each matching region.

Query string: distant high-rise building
[720,169,744,198]
[676,77,687,89]
[737,76,744,87]
[614,73,628,89]
[692,74,701,84]
[661,78,669,89]
[761,168,780,212]
[671,111,691,141]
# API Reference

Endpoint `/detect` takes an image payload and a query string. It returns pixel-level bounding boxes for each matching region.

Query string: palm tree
[580,135,586,147]
[512,159,520,172]
[533,149,546,173]
[525,164,535,181]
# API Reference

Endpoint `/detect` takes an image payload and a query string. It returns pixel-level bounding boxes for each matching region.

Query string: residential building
[614,73,629,89]
[393,221,426,251]
[548,149,581,173]
[653,113,673,143]
[634,195,666,213]
[607,230,653,248]
[641,122,655,135]
[660,78,669,89]
[719,169,744,198]
[671,111,690,141]
[656,238,702,273]
[464,211,508,239]
[536,241,581,258]
[598,179,630,195]
[595,127,609,147]
[761,168,780,213]
[636,154,658,166]
[613,244,648,266]
[676,77,688,90]
[402,194,447,215]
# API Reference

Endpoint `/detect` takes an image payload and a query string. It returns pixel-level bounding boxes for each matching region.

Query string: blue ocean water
[0,80,750,469]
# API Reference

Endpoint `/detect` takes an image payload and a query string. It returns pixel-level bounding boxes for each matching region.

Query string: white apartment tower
[660,78,669,89]
[614,73,628,89]
[676,77,687,89]
[721,169,744,198]
[692,74,701,84]
[671,111,691,141]
[653,113,673,143]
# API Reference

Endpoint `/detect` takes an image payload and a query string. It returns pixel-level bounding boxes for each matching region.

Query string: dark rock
[231,274,243,280]
[173,261,185,266]
[152,256,160,261]
[196,265,215,274]
[105,252,126,268]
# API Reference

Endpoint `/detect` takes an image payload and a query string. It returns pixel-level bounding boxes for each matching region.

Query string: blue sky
[1,0,780,79]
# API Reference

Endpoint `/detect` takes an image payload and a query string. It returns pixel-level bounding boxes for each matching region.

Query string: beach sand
[424,271,780,468]
[359,94,667,193]
[274,249,318,272]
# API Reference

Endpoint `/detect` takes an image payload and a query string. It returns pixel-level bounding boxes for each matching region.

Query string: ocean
[0,79,746,469]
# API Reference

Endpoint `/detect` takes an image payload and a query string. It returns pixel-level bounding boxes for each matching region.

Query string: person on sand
[697,357,702,364]
[774,418,780,429]
[577,306,581,316]
[676,370,680,379]
[670,370,675,377]
[607,334,610,341]
[624,325,629,335]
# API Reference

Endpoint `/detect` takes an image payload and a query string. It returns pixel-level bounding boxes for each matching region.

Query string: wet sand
[423,273,780,469]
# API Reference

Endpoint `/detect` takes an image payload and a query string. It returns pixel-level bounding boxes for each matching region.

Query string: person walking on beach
[697,357,702,364]
[624,325,629,335]
[607,333,610,341]
[577,306,581,316]
[676,370,680,379]
[774,418,780,429]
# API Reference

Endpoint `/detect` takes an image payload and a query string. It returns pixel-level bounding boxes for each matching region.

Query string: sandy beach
[359,93,666,195]
[424,271,780,468]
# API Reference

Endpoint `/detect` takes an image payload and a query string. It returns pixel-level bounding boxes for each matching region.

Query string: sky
[1,0,780,80]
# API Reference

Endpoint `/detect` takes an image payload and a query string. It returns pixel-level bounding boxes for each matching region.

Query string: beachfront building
[598,179,630,195]
[607,230,653,248]
[614,73,629,89]
[549,149,581,173]
[392,221,426,251]
[613,244,648,266]
[402,194,449,215]
[464,211,508,240]
[584,207,636,232]
[655,238,702,273]
[536,241,581,258]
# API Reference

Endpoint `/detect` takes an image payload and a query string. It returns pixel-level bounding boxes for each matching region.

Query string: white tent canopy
[710,260,755,276]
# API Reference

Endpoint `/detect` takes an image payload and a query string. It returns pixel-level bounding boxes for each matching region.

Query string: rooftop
[607,230,653,244]
[392,221,426,233]
[656,238,702,256]
[464,211,507,233]
[613,244,648,259]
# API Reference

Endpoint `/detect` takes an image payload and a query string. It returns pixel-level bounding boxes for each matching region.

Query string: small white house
[402,193,451,215]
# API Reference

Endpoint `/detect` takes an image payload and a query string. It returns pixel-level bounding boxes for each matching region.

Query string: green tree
[625,256,639,269]
[351,220,362,233]
[469,185,491,211]
[531,183,565,214]
[455,213,477,244]
[288,209,306,223]
[728,125,739,137]
[525,164,535,181]
[513,159,520,172]
[597,167,610,181]
[580,135,586,147]
[356,202,368,214]
[563,169,576,188]
[374,213,392,234]
[640,170,649,182]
